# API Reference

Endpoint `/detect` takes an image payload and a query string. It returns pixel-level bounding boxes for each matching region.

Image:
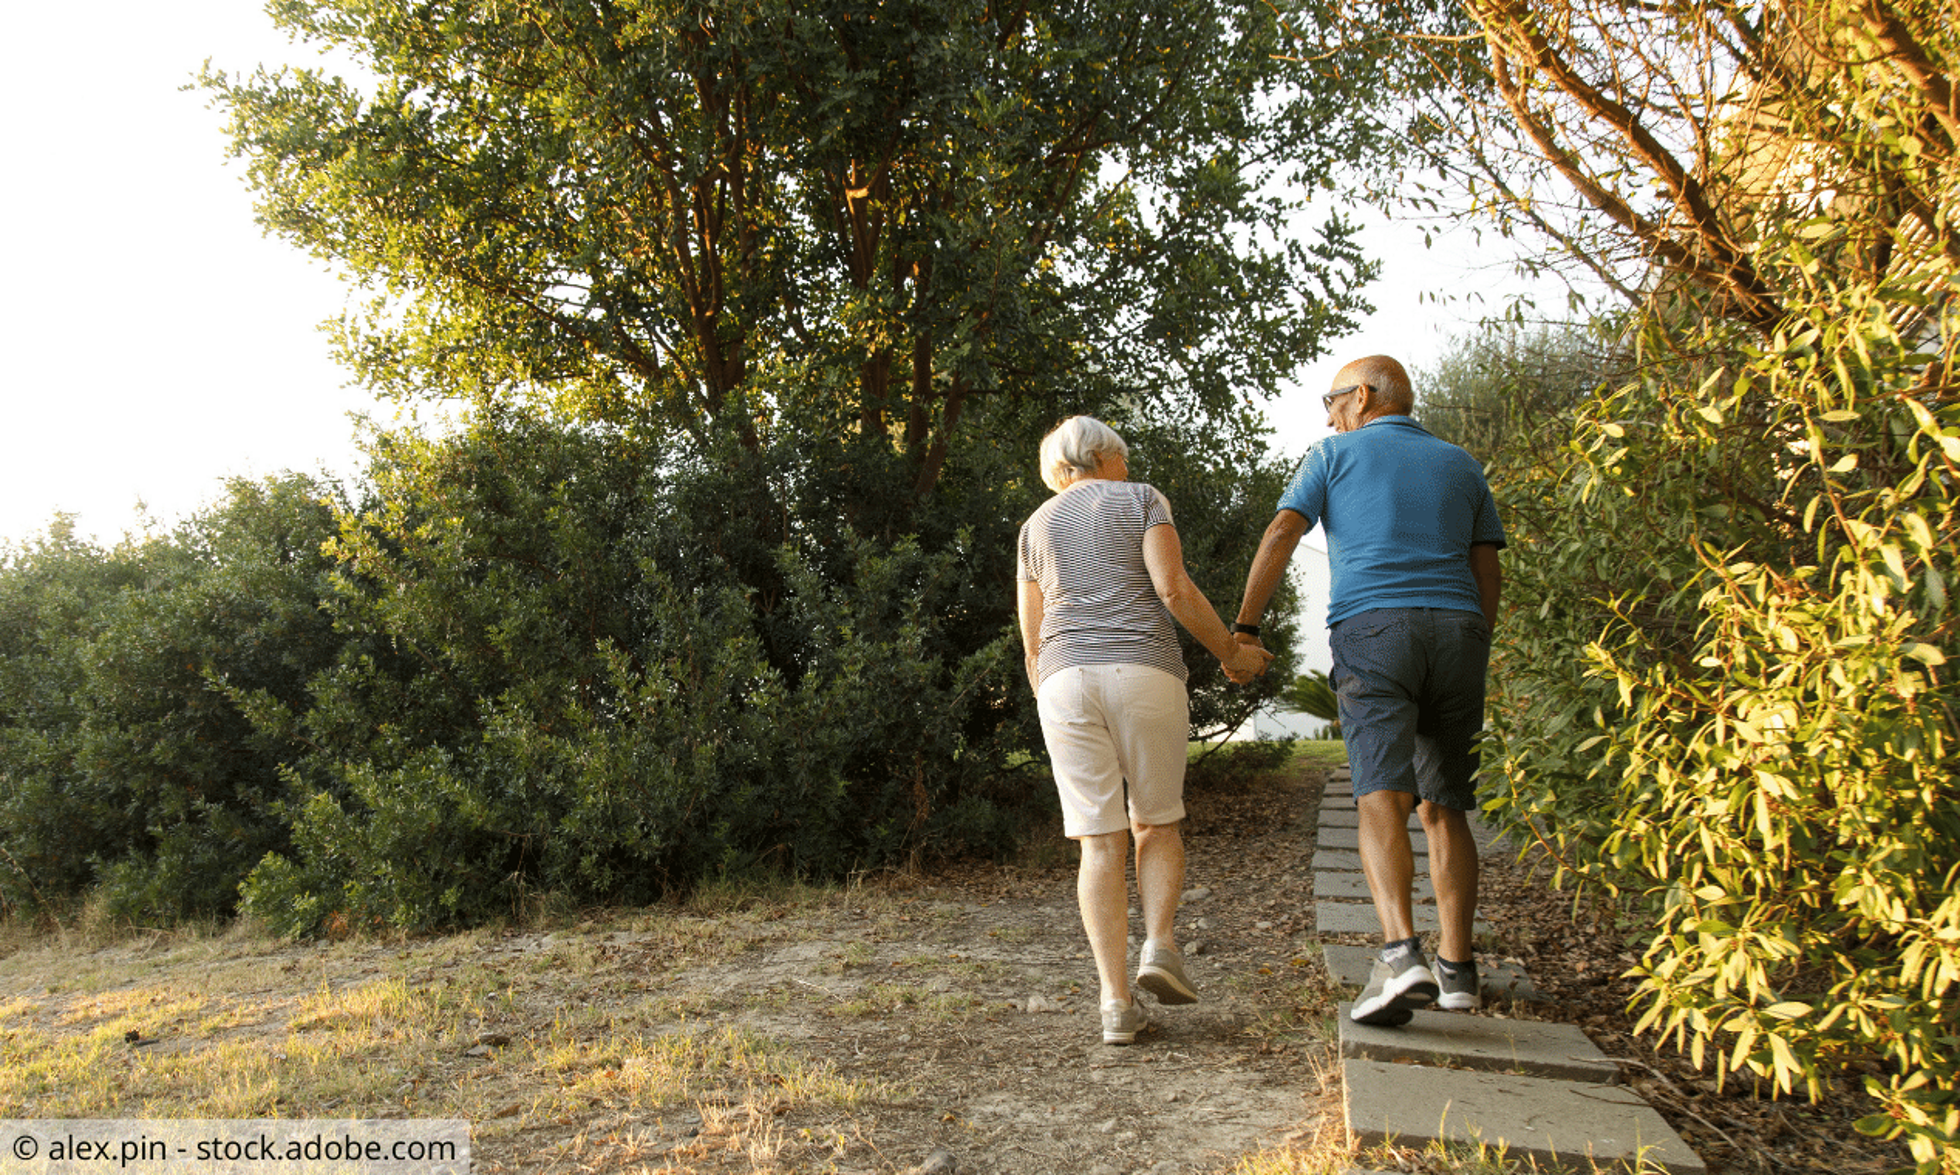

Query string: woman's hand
[1219,638,1274,683]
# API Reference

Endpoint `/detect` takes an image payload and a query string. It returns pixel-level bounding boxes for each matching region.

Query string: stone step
[1312,848,1370,871]
[1317,826,1426,852]
[1316,872,1434,903]
[1336,1003,1617,1083]
[1343,1058,1705,1174]
[1318,900,1490,937]
[1321,944,1537,1003]
[1317,808,1420,829]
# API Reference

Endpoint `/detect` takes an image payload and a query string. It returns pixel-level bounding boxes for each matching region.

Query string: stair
[1316,766,1705,1174]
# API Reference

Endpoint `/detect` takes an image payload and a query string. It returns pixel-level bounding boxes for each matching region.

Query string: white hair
[1039,416,1128,492]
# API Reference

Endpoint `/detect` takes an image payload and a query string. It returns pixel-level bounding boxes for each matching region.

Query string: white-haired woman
[1016,416,1274,1044]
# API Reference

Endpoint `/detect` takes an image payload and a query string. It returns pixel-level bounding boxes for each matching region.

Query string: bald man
[1231,355,1505,1025]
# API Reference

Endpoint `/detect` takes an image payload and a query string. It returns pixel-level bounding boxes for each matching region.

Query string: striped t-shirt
[1016,479,1188,687]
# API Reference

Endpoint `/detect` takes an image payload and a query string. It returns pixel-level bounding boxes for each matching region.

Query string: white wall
[1246,537,1337,741]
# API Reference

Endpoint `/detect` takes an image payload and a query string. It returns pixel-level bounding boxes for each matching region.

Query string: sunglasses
[1322,384,1365,411]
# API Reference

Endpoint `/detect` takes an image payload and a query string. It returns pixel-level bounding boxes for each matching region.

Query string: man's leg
[1358,788,1419,943]
[1331,610,1438,1025]
[1419,801,1479,963]
[1413,608,1493,1010]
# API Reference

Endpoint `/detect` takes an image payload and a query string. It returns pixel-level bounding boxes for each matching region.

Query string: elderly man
[1231,355,1505,1025]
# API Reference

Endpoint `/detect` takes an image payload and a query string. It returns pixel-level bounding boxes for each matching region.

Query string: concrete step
[1321,944,1537,1003]
[1336,1003,1617,1083]
[1316,872,1434,903]
[1317,808,1420,829]
[1318,900,1489,937]
[1317,826,1426,852]
[1312,848,1370,871]
[1343,1058,1705,1174]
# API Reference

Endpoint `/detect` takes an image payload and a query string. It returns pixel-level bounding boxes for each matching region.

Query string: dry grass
[0,897,898,1170]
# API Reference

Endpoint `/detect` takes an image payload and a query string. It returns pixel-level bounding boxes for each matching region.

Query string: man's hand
[1221,635,1273,684]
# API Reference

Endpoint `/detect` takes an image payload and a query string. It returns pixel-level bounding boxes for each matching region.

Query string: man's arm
[1470,542,1502,630]
[1235,510,1310,632]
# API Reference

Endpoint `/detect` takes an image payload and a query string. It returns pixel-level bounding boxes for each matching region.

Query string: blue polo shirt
[1278,416,1506,627]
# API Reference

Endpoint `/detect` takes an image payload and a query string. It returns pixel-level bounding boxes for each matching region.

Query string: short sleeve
[1276,441,1331,527]
[1017,521,1039,582]
[1144,486,1174,528]
[1470,481,1507,548]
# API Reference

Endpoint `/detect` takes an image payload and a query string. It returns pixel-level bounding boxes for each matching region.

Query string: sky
[0,0,1561,550]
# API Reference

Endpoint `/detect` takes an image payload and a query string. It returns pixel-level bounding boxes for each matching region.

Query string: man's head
[1324,355,1414,433]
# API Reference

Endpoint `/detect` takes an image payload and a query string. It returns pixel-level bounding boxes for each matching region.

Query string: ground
[0,754,1918,1174]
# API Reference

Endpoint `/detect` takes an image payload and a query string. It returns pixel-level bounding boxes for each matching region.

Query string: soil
[480,758,1914,1174]
[0,757,1918,1175]
[497,764,1349,1174]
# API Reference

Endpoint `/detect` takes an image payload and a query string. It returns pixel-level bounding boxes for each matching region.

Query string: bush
[1483,278,1959,1161]
[238,415,1038,932]
[1187,737,1297,791]
[0,478,346,921]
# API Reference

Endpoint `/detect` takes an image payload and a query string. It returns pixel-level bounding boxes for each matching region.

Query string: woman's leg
[1077,830,1133,1004]
[1133,819,1183,951]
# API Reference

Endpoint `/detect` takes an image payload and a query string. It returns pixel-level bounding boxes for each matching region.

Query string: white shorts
[1036,663,1189,838]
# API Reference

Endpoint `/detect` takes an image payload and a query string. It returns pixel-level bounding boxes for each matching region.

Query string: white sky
[0,0,1560,549]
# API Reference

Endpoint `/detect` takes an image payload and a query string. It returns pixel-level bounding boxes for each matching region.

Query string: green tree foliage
[238,415,1019,930]
[233,410,1298,932]
[1416,321,1628,469]
[169,0,1346,929]
[1347,0,1960,1162]
[1279,668,1337,730]
[0,479,345,921]
[202,0,1379,492]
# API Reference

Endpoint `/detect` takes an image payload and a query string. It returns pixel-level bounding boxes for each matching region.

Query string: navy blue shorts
[1329,607,1490,812]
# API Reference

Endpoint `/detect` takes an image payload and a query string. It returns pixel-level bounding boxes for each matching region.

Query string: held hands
[1220,633,1274,684]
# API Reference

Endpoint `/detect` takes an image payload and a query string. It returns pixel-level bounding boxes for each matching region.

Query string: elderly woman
[1016,416,1274,1044]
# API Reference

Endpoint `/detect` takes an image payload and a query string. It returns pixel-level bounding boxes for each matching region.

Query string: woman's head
[1039,416,1129,492]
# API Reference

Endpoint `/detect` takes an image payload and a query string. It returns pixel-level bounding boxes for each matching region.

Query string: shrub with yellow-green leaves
[1485,264,1958,1168]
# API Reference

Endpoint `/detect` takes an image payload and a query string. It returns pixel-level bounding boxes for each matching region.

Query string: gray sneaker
[1350,950,1439,1026]
[1135,943,1199,1005]
[1102,999,1146,1045]
[1436,961,1480,1011]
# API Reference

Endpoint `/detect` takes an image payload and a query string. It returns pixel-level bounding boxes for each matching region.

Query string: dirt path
[2,754,1912,1172]
[474,762,1345,1174]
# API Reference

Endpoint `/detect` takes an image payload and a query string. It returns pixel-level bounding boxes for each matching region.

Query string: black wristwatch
[1230,622,1261,637]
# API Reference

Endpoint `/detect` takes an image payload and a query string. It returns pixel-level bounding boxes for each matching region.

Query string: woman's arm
[1143,524,1273,677]
[1017,577,1045,695]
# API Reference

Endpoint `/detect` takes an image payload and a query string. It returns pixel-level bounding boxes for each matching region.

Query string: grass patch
[1231,1132,1682,1174]
[0,909,892,1153]
[1290,739,1348,771]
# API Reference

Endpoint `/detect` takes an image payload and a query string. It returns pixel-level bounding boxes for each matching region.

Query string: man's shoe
[1436,961,1481,1011]
[1102,999,1146,1045]
[1350,951,1439,1026]
[1135,943,1199,1006]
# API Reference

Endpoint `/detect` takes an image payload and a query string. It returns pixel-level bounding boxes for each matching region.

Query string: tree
[1415,320,1628,469]
[188,0,1359,922]
[1278,667,1338,734]
[203,0,1383,505]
